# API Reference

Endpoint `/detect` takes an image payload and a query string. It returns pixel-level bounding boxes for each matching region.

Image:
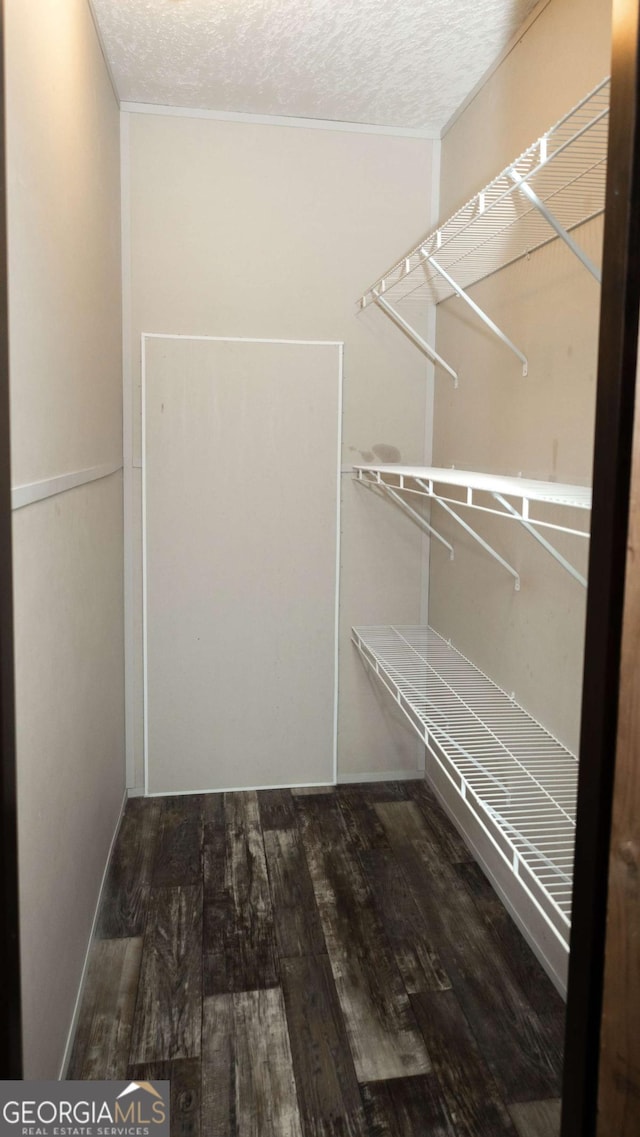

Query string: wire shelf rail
[359,78,609,378]
[361,78,609,311]
[354,464,591,588]
[352,625,578,950]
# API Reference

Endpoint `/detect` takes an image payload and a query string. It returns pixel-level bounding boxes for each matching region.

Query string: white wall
[6,0,125,1077]
[429,0,612,753]
[124,112,437,786]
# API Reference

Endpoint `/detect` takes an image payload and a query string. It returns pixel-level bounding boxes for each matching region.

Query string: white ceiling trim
[441,0,553,137]
[120,101,441,139]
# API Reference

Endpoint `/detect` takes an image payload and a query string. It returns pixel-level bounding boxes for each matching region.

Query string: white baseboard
[58,787,129,1079]
[126,770,423,797]
[337,769,423,784]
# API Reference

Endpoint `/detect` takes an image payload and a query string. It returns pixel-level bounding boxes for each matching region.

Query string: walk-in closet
[2,0,639,1135]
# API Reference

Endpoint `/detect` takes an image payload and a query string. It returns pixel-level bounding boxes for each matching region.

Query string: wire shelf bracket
[351,624,578,952]
[425,486,521,590]
[374,295,459,386]
[507,168,601,283]
[491,491,587,587]
[423,253,529,376]
[359,77,609,373]
[359,473,455,558]
[354,464,591,586]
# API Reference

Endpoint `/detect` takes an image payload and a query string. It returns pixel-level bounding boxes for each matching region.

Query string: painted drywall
[124,112,436,786]
[430,0,612,754]
[6,0,125,1077]
[144,338,341,794]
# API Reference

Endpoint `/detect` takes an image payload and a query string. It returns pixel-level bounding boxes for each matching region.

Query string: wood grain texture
[360,1076,452,1137]
[405,779,472,863]
[234,988,304,1137]
[337,781,411,803]
[203,791,278,994]
[597,315,640,1136]
[376,803,562,1101]
[336,790,392,853]
[509,1099,562,1137]
[280,954,367,1137]
[263,828,326,958]
[411,988,518,1136]
[128,1059,201,1137]
[258,789,297,830]
[360,849,451,994]
[153,796,204,887]
[67,938,142,1079]
[70,781,564,1129]
[297,797,430,1083]
[291,785,336,796]
[97,798,162,939]
[455,861,565,1018]
[129,886,203,1063]
[201,995,235,1137]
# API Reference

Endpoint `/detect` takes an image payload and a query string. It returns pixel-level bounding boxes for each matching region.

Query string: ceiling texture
[90,0,541,131]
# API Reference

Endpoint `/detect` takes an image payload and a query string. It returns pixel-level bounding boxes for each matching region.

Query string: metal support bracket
[423,253,529,376]
[356,472,454,558]
[508,168,602,283]
[374,295,459,386]
[415,480,521,590]
[492,492,587,587]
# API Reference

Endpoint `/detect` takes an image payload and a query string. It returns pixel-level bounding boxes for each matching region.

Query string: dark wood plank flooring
[68,780,565,1135]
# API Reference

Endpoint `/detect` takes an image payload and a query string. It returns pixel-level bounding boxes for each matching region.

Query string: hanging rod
[423,253,528,375]
[373,295,458,385]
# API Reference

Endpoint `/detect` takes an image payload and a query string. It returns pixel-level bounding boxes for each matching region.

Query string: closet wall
[6,0,125,1078]
[429,0,612,755]
[123,113,437,788]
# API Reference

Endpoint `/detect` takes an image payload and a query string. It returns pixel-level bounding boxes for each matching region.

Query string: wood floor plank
[359,849,451,994]
[202,995,235,1137]
[129,885,203,1064]
[375,803,562,1102]
[455,861,566,1019]
[291,785,336,796]
[336,790,392,853]
[234,988,304,1137]
[203,793,225,851]
[127,1059,200,1137]
[153,796,204,887]
[297,797,430,1083]
[508,1100,562,1137]
[204,791,278,994]
[339,781,411,802]
[280,954,367,1137]
[411,988,518,1135]
[263,828,326,958]
[405,779,473,863]
[258,789,297,830]
[360,1076,453,1137]
[67,938,142,1080]
[168,1057,201,1137]
[97,799,162,938]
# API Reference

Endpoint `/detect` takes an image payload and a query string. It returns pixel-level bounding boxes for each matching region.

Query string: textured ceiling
[91,0,541,130]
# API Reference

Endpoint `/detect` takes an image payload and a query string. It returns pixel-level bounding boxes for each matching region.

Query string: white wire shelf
[352,625,577,949]
[361,78,609,311]
[353,464,592,513]
[354,464,591,589]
